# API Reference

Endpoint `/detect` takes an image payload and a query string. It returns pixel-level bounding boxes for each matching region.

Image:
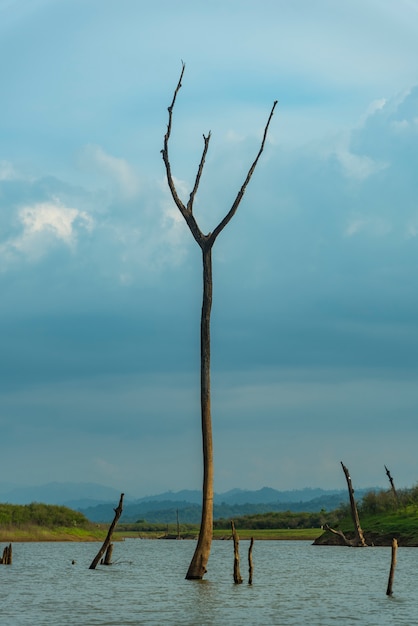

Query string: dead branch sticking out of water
[1,543,12,565]
[248,537,254,585]
[386,538,398,596]
[89,493,124,570]
[231,521,243,584]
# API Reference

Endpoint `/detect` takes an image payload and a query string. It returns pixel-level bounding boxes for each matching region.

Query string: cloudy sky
[1,0,418,498]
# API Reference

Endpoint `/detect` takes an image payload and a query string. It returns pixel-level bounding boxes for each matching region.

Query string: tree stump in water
[89,493,124,570]
[1,544,12,565]
[386,538,398,596]
[231,521,243,584]
[248,537,254,585]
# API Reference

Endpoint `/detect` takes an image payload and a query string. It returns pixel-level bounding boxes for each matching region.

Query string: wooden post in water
[248,537,254,585]
[231,520,243,584]
[89,493,124,570]
[386,538,398,596]
[1,544,12,565]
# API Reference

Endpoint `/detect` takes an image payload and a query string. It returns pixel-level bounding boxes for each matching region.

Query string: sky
[1,0,418,498]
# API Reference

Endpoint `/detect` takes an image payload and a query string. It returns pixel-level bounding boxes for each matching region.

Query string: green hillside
[0,503,106,541]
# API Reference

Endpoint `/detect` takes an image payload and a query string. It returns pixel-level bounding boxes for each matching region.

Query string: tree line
[0,503,90,528]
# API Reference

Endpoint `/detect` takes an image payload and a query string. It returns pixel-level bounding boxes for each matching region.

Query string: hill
[0,481,379,524]
[79,489,374,523]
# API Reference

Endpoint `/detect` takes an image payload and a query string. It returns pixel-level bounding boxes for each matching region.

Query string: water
[0,540,416,625]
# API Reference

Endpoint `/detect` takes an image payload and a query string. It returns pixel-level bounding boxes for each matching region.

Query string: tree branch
[161,65,277,251]
[187,132,211,214]
[209,100,278,245]
[161,62,207,246]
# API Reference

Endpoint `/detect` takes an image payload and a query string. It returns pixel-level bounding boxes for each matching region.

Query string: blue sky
[1,0,418,497]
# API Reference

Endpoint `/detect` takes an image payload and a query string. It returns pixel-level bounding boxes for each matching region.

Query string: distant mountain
[0,481,129,506]
[78,488,376,524]
[0,482,380,523]
[135,487,347,506]
[214,487,345,505]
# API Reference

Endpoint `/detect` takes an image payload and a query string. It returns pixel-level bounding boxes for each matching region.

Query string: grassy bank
[0,525,108,542]
[114,526,322,541]
[315,504,418,546]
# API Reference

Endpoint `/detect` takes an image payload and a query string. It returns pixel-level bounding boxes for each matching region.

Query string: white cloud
[344,217,392,237]
[0,200,93,263]
[335,146,388,180]
[81,144,140,198]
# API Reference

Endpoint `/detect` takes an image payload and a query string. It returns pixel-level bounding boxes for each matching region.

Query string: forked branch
[161,63,277,250]
[210,99,277,244]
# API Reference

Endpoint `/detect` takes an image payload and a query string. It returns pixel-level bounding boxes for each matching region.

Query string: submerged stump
[231,521,243,584]
[386,538,398,596]
[89,493,124,570]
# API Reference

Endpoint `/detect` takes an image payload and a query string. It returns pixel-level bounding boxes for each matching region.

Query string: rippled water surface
[1,540,417,625]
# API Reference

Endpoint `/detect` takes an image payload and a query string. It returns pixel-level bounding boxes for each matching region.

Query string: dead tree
[340,462,367,547]
[89,493,124,570]
[162,62,277,580]
[322,463,367,546]
[384,465,399,504]
[231,520,243,584]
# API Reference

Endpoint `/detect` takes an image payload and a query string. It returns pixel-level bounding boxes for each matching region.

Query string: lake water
[0,539,416,625]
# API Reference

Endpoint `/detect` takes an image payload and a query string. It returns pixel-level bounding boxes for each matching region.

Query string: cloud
[0,160,17,181]
[80,144,140,198]
[335,146,388,180]
[344,217,392,238]
[0,200,93,263]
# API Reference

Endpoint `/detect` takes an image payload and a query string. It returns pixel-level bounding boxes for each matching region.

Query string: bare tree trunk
[341,462,367,547]
[231,520,243,584]
[386,538,397,596]
[248,537,254,585]
[89,493,124,570]
[186,246,214,579]
[162,63,277,580]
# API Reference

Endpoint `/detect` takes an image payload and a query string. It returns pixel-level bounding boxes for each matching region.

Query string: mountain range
[0,481,379,523]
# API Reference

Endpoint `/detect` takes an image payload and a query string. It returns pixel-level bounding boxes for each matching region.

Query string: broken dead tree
[386,538,398,596]
[248,537,254,585]
[1,543,12,565]
[231,521,243,584]
[322,463,367,547]
[341,462,367,547]
[385,465,399,505]
[89,493,124,570]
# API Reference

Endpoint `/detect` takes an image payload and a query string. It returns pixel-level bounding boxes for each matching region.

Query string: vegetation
[0,502,89,528]
[0,503,106,542]
[3,484,418,545]
[316,485,418,546]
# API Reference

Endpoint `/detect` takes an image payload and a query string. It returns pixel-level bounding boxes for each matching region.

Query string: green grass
[213,527,322,541]
[113,526,322,541]
[318,504,418,546]
[0,525,108,542]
